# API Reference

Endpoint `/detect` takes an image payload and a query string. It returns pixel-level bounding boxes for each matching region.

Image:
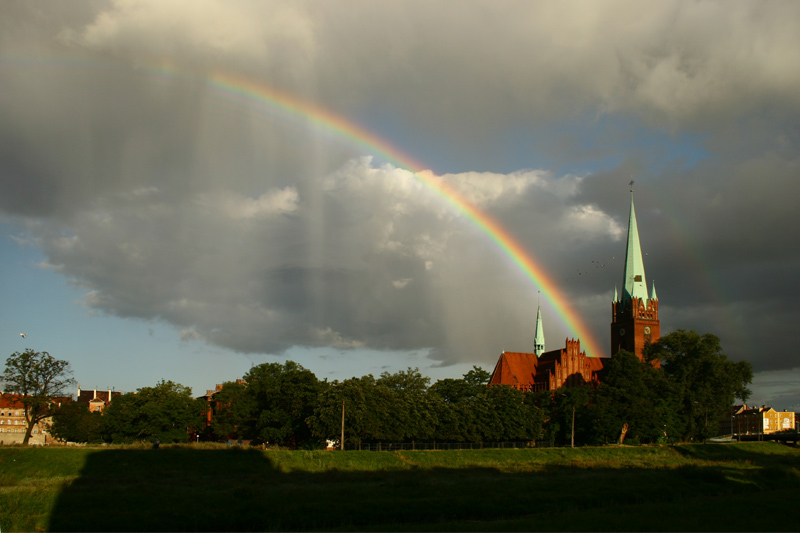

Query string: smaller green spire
[651,281,658,301]
[534,305,545,357]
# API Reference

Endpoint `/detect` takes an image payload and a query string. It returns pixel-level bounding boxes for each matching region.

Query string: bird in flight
[19,333,26,338]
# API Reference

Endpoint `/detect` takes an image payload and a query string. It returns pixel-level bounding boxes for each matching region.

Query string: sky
[1,1,799,410]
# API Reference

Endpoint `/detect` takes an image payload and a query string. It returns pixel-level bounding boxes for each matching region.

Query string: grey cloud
[2,1,799,381]
[28,159,619,363]
[308,1,800,132]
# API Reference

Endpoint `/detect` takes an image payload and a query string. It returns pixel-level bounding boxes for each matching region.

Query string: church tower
[611,191,660,361]
[534,305,545,357]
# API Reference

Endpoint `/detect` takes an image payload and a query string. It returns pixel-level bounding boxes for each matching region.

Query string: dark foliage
[647,329,753,441]
[244,361,323,447]
[101,380,205,443]
[50,401,103,443]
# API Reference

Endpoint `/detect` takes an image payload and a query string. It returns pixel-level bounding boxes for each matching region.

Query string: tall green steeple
[534,305,545,357]
[611,188,661,361]
[620,193,648,307]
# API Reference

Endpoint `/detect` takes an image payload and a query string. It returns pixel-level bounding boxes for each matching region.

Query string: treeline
[49,330,752,447]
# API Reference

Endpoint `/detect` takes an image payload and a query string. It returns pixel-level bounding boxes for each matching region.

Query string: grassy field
[0,442,798,531]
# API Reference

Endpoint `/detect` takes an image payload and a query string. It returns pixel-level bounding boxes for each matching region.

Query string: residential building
[76,387,122,413]
[0,393,69,445]
[198,379,247,438]
[723,405,796,436]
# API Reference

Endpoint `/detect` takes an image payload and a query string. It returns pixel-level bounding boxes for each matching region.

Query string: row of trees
[190,362,543,446]
[6,330,753,447]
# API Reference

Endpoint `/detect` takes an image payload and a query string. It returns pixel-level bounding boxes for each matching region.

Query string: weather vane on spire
[629,179,635,193]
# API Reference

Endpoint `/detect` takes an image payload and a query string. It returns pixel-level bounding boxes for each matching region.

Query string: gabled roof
[489,352,539,387]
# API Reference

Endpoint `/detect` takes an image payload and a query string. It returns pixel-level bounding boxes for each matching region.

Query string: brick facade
[489,339,606,393]
[610,296,661,362]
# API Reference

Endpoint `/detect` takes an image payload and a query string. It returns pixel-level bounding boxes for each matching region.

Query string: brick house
[76,387,122,413]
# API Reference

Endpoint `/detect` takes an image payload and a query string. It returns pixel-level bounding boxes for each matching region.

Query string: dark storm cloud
[2,1,800,384]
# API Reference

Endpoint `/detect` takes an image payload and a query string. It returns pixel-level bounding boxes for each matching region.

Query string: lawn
[0,442,797,531]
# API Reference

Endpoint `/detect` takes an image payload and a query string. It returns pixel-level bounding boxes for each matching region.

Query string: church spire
[534,304,545,357]
[611,185,661,362]
[621,191,648,307]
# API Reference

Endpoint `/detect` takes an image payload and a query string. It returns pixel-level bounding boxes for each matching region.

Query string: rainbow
[4,53,606,358]
[206,71,605,358]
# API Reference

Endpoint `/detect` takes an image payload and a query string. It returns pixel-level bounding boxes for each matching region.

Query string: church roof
[621,193,649,306]
[489,352,539,387]
[584,356,606,372]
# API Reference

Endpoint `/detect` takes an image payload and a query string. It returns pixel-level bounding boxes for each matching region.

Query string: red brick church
[489,192,660,392]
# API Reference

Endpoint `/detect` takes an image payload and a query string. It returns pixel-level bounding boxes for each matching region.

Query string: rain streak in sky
[1,1,800,409]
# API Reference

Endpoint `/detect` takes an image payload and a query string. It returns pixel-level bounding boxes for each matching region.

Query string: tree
[430,366,490,404]
[549,385,591,447]
[208,380,257,441]
[475,384,542,442]
[647,330,753,441]
[590,350,678,445]
[2,350,74,445]
[309,376,374,447]
[49,401,103,443]
[102,380,204,443]
[463,366,491,387]
[376,368,437,441]
[244,361,322,447]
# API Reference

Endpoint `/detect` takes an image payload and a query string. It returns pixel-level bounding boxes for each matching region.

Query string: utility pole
[571,405,575,448]
[340,398,345,451]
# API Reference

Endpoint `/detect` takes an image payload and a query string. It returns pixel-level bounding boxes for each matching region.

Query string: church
[488,192,660,392]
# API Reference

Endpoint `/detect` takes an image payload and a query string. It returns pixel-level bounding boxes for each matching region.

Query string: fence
[342,441,552,451]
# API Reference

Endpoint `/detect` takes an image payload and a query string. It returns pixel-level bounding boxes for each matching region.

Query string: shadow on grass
[671,441,800,467]
[48,447,284,532]
[46,444,800,532]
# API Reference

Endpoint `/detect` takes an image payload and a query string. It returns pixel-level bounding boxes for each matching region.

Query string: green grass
[0,442,798,531]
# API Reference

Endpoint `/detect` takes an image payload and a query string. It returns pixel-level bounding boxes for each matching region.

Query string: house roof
[0,393,71,408]
[0,395,25,409]
[77,389,121,404]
